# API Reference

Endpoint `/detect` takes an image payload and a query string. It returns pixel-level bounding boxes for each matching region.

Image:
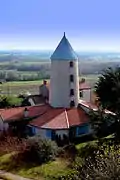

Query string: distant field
[0,80,44,95]
[80,74,99,88]
[0,75,99,95]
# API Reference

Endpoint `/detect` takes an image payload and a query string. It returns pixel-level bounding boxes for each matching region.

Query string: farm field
[0,74,99,95]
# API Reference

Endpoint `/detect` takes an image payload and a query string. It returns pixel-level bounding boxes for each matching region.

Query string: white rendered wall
[28,98,35,106]
[80,89,91,102]
[39,85,49,98]
[49,60,79,108]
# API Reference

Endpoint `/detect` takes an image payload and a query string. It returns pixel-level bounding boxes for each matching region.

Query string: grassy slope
[0,153,72,180]
[0,135,113,180]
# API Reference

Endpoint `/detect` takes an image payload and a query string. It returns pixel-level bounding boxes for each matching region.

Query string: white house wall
[28,98,35,106]
[55,129,69,139]
[80,89,91,102]
[0,116,9,131]
[39,85,49,98]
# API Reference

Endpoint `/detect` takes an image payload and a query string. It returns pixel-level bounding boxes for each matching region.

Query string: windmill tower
[49,33,79,108]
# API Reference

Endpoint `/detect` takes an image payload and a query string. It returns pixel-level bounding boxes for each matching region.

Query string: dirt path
[0,170,33,180]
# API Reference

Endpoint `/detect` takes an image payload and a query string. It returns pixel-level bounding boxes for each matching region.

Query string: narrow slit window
[70,61,74,67]
[70,100,75,107]
[70,75,74,82]
[80,90,83,98]
[70,89,74,96]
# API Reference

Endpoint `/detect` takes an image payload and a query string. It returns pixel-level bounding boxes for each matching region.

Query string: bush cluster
[21,136,58,164]
[0,135,59,165]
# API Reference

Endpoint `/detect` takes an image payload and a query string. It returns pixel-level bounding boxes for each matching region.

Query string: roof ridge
[64,109,69,128]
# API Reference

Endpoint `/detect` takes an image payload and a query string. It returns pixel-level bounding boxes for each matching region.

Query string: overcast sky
[0,0,120,51]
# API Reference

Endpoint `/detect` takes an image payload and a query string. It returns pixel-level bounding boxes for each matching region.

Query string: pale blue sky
[0,0,120,51]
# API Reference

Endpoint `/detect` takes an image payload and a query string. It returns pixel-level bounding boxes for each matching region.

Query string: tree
[95,67,120,139]
[95,67,120,114]
[89,107,116,138]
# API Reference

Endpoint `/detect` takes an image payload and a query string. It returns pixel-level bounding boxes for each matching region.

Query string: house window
[70,89,74,96]
[80,90,83,98]
[70,75,74,82]
[76,125,89,136]
[46,129,52,138]
[70,61,74,67]
[70,100,75,107]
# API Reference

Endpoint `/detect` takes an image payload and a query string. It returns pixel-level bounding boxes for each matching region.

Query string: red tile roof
[0,105,48,122]
[0,104,89,129]
[29,106,89,129]
[0,107,26,121]
[67,108,89,127]
[0,100,115,130]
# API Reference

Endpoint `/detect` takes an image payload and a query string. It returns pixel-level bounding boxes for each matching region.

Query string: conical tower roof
[51,32,78,60]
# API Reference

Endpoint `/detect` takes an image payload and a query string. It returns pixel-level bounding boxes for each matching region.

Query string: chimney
[43,80,47,85]
[24,108,29,118]
[80,78,85,83]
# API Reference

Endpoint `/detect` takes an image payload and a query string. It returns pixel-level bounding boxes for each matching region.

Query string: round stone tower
[49,33,79,108]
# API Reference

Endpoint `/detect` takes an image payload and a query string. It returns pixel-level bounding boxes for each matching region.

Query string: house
[28,105,91,140]
[0,33,114,142]
[22,94,47,106]
[79,79,91,102]
[0,105,49,135]
[25,33,95,139]
[38,79,92,105]
[0,104,91,140]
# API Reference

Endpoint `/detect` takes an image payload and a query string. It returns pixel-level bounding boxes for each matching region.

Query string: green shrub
[0,95,22,108]
[21,136,58,164]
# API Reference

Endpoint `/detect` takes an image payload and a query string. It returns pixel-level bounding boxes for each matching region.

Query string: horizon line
[0,49,120,53]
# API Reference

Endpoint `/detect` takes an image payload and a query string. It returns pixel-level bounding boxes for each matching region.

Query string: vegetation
[0,75,97,95]
[50,139,120,180]
[20,136,59,164]
[0,95,22,108]
[89,107,116,138]
[95,67,120,139]
[0,54,120,179]
[0,80,44,95]
[0,133,120,180]
[95,67,120,113]
[0,135,72,180]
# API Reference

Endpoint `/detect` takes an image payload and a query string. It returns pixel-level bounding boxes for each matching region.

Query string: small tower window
[70,100,75,107]
[80,90,83,98]
[70,89,74,96]
[70,61,74,67]
[70,75,74,82]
